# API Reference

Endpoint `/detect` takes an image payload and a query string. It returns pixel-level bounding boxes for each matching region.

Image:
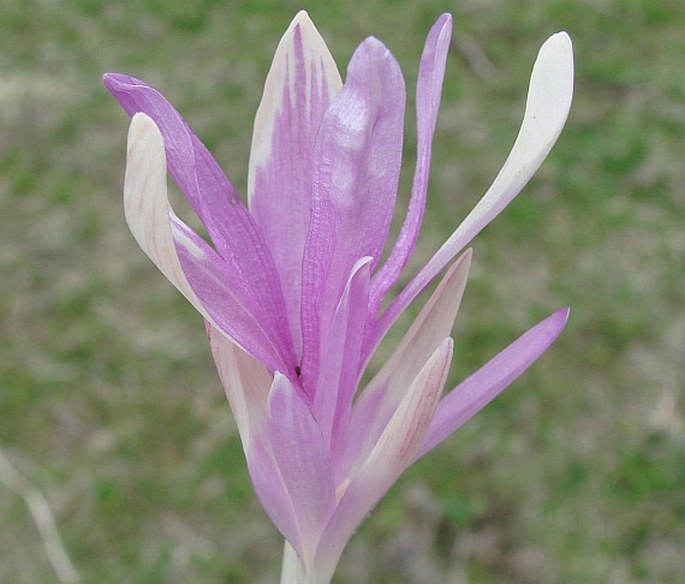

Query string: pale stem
[280,540,307,584]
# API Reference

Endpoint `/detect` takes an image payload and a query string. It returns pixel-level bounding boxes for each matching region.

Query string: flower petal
[248,11,342,356]
[124,113,289,372]
[369,14,452,315]
[206,323,271,447]
[206,327,304,557]
[315,338,453,581]
[414,307,570,461]
[372,32,574,350]
[300,36,406,389]
[244,433,302,557]
[339,251,471,482]
[268,373,337,567]
[105,74,297,376]
[313,257,371,449]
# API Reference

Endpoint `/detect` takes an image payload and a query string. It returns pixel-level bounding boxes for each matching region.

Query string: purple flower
[105,12,573,582]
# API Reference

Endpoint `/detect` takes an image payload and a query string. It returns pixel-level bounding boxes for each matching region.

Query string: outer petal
[205,325,302,556]
[105,74,297,376]
[415,307,570,461]
[315,339,453,582]
[124,113,288,372]
[371,32,574,352]
[245,433,302,558]
[338,251,471,482]
[206,324,271,447]
[248,11,342,356]
[313,257,371,448]
[268,373,337,568]
[369,13,452,316]
[300,37,406,391]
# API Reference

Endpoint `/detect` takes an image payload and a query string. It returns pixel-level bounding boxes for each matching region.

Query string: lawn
[1,0,683,582]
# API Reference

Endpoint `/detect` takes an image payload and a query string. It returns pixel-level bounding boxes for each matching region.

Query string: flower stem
[280,540,306,584]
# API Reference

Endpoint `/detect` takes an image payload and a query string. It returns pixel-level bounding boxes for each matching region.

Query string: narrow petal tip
[554,306,571,328]
[436,13,453,27]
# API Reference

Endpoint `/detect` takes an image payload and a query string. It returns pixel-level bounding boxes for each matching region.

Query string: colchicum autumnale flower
[105,12,573,583]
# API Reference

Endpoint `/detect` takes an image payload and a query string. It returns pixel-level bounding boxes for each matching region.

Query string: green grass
[1,0,683,582]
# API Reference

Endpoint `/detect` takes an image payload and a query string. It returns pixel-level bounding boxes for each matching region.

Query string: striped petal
[124,113,288,372]
[372,32,574,351]
[105,74,297,376]
[248,11,342,356]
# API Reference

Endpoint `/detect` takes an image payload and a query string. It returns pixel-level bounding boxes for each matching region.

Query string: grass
[1,0,683,582]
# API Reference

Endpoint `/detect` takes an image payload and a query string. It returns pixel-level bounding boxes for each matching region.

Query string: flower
[104,11,573,583]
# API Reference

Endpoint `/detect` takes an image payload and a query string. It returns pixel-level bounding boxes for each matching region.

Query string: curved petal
[338,251,471,483]
[315,338,453,582]
[206,324,272,447]
[369,13,453,316]
[300,37,406,389]
[372,32,574,352]
[105,74,297,375]
[268,373,337,568]
[248,11,342,355]
[124,113,289,372]
[414,307,570,461]
[205,326,306,554]
[313,257,371,448]
[245,433,302,558]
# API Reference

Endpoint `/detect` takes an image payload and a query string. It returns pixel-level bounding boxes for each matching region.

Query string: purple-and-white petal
[248,11,342,357]
[206,324,271,447]
[315,338,453,582]
[371,32,574,352]
[338,251,471,483]
[124,113,289,372]
[105,74,297,376]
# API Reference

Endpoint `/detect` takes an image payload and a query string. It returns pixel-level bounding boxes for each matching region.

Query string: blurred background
[1,0,683,582]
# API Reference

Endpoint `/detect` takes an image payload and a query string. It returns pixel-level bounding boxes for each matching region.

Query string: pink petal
[369,14,452,316]
[248,11,342,356]
[268,373,337,567]
[415,307,570,461]
[300,36,406,389]
[244,433,303,557]
[339,251,471,482]
[313,257,371,448]
[372,32,574,351]
[105,74,297,376]
[315,339,453,581]
[124,114,289,372]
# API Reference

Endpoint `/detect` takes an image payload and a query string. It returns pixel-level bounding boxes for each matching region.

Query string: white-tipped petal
[316,338,453,581]
[124,113,289,372]
[375,33,574,347]
[339,251,471,481]
[124,113,208,320]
